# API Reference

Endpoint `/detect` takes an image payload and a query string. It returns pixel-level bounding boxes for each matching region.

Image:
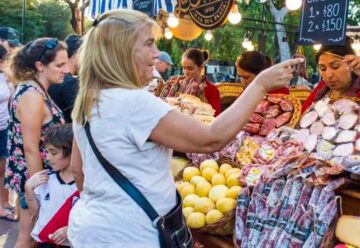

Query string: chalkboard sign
[298,0,350,45]
[133,0,154,17]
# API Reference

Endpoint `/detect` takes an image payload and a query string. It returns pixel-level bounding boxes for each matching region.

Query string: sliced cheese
[336,215,360,248]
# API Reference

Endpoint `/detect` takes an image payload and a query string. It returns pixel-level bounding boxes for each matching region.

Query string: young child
[25,124,79,247]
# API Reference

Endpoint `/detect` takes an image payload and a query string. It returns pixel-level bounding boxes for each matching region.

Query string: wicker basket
[216,83,244,105]
[175,158,242,236]
[268,94,302,128]
[289,87,311,102]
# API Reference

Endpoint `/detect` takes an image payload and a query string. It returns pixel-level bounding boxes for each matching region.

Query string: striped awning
[87,0,177,19]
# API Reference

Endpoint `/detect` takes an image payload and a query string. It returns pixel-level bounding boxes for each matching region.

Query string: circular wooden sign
[188,0,234,30]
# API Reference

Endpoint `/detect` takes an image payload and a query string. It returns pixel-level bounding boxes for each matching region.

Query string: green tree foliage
[37,0,73,39]
[0,0,73,42]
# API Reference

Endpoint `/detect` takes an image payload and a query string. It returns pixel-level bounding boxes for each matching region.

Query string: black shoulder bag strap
[84,122,166,245]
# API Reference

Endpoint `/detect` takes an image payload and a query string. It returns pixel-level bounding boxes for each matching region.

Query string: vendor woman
[236,51,289,95]
[161,48,221,116]
[302,37,360,113]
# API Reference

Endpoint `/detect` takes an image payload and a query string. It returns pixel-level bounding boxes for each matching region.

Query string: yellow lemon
[196,181,212,197]
[216,198,236,214]
[183,167,200,182]
[211,173,226,186]
[182,207,195,218]
[200,160,219,173]
[177,182,192,193]
[208,185,229,203]
[183,194,200,208]
[186,212,206,228]
[202,168,217,182]
[225,168,241,179]
[193,197,215,214]
[180,184,195,199]
[226,173,240,187]
[190,176,207,186]
[219,163,233,176]
[227,186,242,199]
[205,209,224,225]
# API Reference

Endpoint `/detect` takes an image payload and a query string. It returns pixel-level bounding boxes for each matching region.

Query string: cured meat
[267,95,282,104]
[244,123,261,134]
[335,130,357,143]
[310,121,325,135]
[265,105,281,118]
[314,100,331,117]
[356,139,360,151]
[275,112,292,127]
[259,118,277,136]
[300,111,319,128]
[308,186,323,209]
[304,133,318,152]
[332,143,354,156]
[321,109,336,126]
[322,126,338,141]
[316,140,335,159]
[338,113,358,130]
[279,99,294,112]
[289,209,313,247]
[291,129,310,144]
[355,124,360,133]
[316,189,335,217]
[255,100,271,114]
[235,187,252,247]
[249,113,265,124]
[296,185,313,210]
[331,99,359,114]
[266,178,286,208]
[314,199,338,247]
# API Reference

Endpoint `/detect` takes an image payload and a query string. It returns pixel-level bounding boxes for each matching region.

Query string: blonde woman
[69,9,303,247]
[5,38,66,247]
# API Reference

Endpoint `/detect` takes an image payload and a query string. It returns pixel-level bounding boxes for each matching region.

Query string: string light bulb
[204,31,213,41]
[164,28,173,39]
[313,43,322,51]
[285,0,302,11]
[228,4,242,25]
[352,38,360,55]
[167,13,179,28]
[242,38,252,49]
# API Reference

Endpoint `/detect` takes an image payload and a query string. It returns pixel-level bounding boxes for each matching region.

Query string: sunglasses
[36,38,59,62]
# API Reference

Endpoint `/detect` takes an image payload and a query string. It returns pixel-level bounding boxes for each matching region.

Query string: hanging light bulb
[164,28,173,40]
[285,0,302,11]
[247,43,255,51]
[167,13,179,28]
[204,31,213,41]
[242,38,252,49]
[228,4,242,25]
[313,43,322,51]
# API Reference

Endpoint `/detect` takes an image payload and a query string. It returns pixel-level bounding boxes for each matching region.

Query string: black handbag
[84,123,192,248]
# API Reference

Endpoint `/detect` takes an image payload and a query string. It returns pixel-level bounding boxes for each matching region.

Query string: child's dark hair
[236,51,272,75]
[44,124,73,157]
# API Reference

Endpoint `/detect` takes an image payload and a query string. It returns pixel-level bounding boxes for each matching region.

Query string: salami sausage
[275,112,292,128]
[250,113,265,124]
[300,111,319,128]
[259,119,277,136]
[310,121,325,135]
[338,113,358,130]
[334,130,357,143]
[279,99,294,112]
[322,126,338,141]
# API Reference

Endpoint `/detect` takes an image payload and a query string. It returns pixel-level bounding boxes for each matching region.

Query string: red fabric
[204,82,221,116]
[269,87,289,95]
[38,191,80,243]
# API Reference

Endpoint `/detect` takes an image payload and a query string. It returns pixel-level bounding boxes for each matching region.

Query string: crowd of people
[0,8,359,248]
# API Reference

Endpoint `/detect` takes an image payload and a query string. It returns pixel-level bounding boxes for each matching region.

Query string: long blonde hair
[72,9,161,124]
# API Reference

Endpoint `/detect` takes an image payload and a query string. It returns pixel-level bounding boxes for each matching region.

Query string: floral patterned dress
[5,82,64,194]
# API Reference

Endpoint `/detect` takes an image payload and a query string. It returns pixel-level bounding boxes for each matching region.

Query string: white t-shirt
[32,173,78,246]
[68,88,176,248]
[0,73,10,130]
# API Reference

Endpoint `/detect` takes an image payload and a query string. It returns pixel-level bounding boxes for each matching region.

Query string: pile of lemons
[176,159,242,229]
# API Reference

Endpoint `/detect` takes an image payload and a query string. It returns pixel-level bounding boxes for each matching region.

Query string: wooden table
[337,187,360,215]
[192,230,234,248]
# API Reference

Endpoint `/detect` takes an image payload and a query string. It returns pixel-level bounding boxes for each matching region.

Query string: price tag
[298,0,350,45]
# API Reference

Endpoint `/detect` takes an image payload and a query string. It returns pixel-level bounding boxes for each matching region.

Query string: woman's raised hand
[343,55,360,77]
[253,58,305,93]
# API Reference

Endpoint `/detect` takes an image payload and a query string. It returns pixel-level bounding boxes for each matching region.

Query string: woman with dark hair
[161,48,221,116]
[4,37,66,247]
[302,37,360,113]
[236,51,289,94]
